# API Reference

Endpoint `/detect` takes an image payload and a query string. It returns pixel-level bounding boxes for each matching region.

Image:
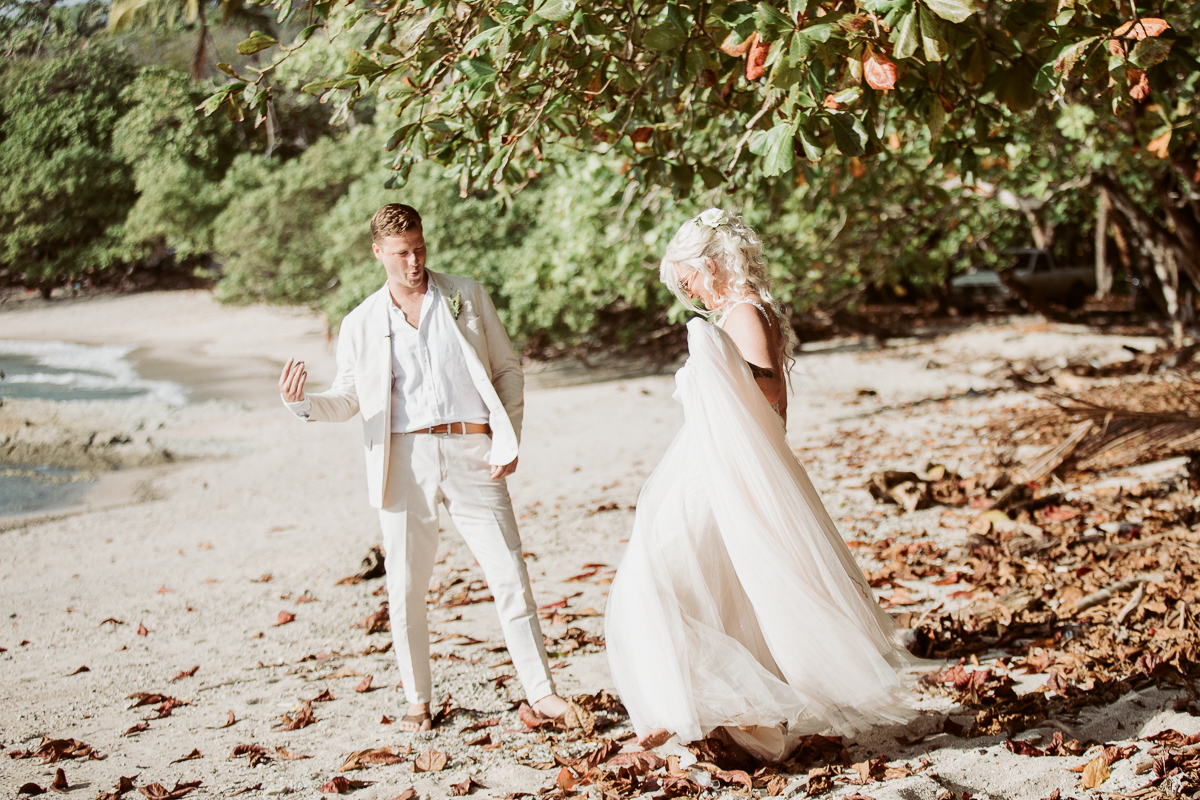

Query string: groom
[278,203,569,730]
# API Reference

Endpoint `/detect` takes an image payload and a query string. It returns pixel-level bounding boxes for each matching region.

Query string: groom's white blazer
[302,271,523,509]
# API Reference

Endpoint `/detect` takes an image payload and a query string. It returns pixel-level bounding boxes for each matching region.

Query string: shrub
[0,46,139,291]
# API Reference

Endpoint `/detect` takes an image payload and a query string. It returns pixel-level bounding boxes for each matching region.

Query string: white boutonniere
[447,290,463,319]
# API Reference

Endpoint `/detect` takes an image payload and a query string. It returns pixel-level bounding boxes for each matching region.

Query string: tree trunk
[191,1,208,82]
[1095,188,1112,298]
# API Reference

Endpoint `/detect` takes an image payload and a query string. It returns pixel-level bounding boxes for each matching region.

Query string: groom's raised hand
[279,358,307,402]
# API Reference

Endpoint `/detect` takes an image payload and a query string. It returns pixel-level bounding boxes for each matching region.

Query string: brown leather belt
[407,422,491,435]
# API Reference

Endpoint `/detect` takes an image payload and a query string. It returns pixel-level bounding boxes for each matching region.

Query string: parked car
[950,248,1096,310]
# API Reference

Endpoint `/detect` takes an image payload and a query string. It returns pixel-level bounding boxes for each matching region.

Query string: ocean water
[0,340,188,404]
[0,463,94,517]
[0,340,188,516]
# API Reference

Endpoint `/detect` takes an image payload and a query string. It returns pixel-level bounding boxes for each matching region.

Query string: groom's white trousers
[379,431,555,706]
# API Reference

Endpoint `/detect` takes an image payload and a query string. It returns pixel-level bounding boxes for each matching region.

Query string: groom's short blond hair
[371,204,422,242]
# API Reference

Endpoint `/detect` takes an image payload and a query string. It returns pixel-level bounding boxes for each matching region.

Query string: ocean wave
[0,340,189,405]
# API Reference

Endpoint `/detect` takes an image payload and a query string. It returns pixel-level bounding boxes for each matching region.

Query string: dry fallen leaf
[380,715,393,725]
[339,747,405,772]
[1081,755,1111,789]
[386,790,417,800]
[273,747,312,761]
[171,666,199,681]
[66,665,90,676]
[276,700,316,731]
[354,675,373,693]
[99,618,125,626]
[414,748,449,773]
[311,688,336,702]
[137,623,149,636]
[606,752,665,775]
[136,780,201,800]
[275,610,296,626]
[170,749,202,764]
[450,778,483,797]
[50,769,68,793]
[318,777,373,794]
[123,722,149,737]
[17,783,44,796]
[214,711,236,729]
[555,767,577,792]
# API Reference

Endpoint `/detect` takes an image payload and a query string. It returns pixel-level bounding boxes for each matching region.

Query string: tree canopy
[203,0,1194,198]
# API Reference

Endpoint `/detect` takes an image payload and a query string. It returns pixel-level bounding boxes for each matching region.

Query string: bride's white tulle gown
[605,318,919,761]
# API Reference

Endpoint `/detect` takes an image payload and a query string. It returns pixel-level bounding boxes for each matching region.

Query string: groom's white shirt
[283,271,523,509]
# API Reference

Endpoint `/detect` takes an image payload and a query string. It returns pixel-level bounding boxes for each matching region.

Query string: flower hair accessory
[694,208,726,229]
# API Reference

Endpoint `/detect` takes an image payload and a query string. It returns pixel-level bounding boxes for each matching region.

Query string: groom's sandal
[398,711,433,732]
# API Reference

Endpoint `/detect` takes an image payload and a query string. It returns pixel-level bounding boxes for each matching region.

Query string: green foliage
[199,0,1196,204]
[211,128,386,306]
[113,67,241,258]
[0,46,140,286]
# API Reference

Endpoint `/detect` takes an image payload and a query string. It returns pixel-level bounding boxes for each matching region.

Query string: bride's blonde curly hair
[659,208,797,370]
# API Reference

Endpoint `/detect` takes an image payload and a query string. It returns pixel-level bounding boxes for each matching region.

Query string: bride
[604,209,920,762]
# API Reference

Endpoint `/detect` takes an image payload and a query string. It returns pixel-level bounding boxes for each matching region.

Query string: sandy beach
[1,290,1197,800]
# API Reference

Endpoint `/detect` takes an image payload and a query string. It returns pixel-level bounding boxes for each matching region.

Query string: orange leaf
[354,675,373,693]
[720,30,755,57]
[746,36,770,81]
[275,611,296,626]
[555,767,577,792]
[1148,129,1171,159]
[1128,69,1151,100]
[1114,17,1170,40]
[863,50,897,91]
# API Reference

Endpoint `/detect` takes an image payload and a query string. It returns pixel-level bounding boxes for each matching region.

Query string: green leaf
[456,58,497,79]
[797,126,823,160]
[536,0,577,21]
[919,7,948,62]
[377,42,403,57]
[927,98,945,141]
[922,0,975,24]
[346,50,384,76]
[831,86,862,105]
[965,41,988,83]
[1130,37,1171,69]
[463,25,504,51]
[801,22,833,42]
[236,31,278,56]
[788,0,810,18]
[890,9,919,59]
[999,58,1037,112]
[300,79,339,95]
[828,111,867,156]
[385,124,414,151]
[757,2,795,39]
[749,123,795,176]
[215,62,239,77]
[297,24,320,44]
[643,23,688,51]
[698,165,725,189]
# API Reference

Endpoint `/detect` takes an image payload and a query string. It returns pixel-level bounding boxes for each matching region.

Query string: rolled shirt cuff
[282,395,311,419]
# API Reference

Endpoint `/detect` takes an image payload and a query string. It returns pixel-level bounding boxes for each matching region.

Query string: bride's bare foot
[637,729,673,749]
[397,702,432,732]
[531,693,571,720]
